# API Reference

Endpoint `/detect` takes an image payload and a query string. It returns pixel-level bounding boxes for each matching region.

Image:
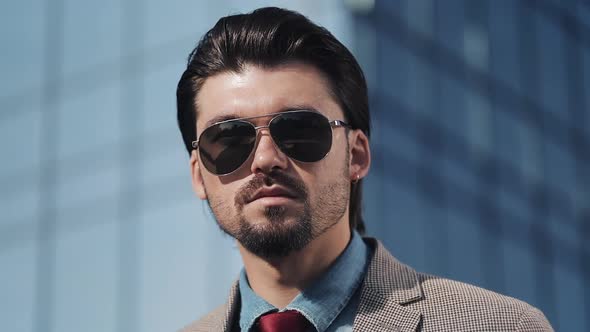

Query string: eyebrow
[204,114,239,128]
[203,105,320,128]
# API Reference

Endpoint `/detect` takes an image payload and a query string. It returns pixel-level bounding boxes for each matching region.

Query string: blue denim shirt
[238,232,370,332]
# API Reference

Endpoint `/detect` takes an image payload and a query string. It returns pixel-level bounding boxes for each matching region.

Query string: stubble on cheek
[205,186,241,236]
[308,170,350,235]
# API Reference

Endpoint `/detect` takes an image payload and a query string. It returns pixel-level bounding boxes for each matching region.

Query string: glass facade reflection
[1,1,587,331]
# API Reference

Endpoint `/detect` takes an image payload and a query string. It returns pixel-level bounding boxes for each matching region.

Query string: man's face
[190,63,353,259]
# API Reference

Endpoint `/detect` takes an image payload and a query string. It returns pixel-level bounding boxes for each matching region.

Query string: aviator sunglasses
[192,110,350,175]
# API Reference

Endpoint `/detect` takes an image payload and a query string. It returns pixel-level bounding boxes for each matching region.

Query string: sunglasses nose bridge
[249,124,290,174]
[253,124,276,146]
[252,124,282,154]
[253,124,270,131]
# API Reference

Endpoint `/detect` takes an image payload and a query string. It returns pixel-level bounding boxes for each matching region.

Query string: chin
[235,208,314,260]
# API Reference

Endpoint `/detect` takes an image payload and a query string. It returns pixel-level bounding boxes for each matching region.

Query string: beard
[236,204,313,259]
[206,167,350,260]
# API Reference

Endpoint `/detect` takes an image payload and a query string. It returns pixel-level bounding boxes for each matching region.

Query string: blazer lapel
[353,238,423,332]
[211,280,241,332]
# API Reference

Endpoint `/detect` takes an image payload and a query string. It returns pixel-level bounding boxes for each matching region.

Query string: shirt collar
[238,268,276,331]
[238,231,369,332]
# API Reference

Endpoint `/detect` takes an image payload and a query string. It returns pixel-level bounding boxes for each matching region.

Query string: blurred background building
[1,0,588,331]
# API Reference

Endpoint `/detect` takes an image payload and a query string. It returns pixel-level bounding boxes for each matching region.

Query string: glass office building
[1,0,587,331]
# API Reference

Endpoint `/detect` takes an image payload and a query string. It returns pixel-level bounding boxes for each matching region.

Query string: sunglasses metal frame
[191,110,350,175]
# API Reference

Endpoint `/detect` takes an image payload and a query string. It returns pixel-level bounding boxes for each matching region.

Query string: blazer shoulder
[361,238,552,331]
[417,272,534,310]
[178,304,227,332]
[415,273,553,331]
[178,280,240,332]
[516,305,554,332]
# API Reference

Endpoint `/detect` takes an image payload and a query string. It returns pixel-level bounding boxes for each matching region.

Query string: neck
[238,219,351,309]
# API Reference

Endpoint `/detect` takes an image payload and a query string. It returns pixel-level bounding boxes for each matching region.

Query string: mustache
[235,170,308,206]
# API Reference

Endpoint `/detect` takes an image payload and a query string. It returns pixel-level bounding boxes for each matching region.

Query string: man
[176,7,553,332]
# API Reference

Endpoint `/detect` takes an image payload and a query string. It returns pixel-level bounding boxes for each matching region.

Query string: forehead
[195,63,343,131]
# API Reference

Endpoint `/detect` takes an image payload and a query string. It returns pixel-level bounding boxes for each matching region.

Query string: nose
[249,129,289,174]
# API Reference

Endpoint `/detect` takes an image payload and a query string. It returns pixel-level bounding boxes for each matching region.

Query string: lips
[247,186,299,203]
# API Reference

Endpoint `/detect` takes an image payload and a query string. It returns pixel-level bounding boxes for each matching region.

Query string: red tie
[256,310,315,332]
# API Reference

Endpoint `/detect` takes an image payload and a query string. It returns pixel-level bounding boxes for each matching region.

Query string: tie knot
[256,310,314,332]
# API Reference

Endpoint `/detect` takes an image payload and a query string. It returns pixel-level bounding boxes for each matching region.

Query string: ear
[348,129,371,180]
[190,150,208,200]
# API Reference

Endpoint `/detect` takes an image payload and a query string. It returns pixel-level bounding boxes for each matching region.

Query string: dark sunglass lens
[270,112,332,162]
[198,121,256,174]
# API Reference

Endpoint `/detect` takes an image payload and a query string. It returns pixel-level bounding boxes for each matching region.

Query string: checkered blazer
[180,238,553,331]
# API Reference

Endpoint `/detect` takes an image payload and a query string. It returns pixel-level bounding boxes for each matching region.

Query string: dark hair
[176,7,370,234]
